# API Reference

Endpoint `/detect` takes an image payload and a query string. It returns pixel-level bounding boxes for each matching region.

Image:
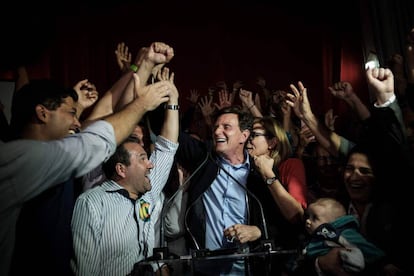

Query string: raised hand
[216,89,233,109]
[328,80,370,120]
[365,67,394,105]
[324,109,338,131]
[232,80,244,92]
[186,89,200,105]
[147,42,174,65]
[239,88,254,109]
[156,67,178,101]
[115,42,132,73]
[156,66,175,83]
[286,81,313,120]
[328,81,355,106]
[133,75,170,111]
[73,79,99,111]
[198,95,215,118]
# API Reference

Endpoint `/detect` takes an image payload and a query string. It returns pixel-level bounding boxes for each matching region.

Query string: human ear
[35,105,48,123]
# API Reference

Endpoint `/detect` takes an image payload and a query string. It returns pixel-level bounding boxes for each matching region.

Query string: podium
[132,249,298,276]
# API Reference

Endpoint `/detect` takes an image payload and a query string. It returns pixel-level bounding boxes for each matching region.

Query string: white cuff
[374,94,396,108]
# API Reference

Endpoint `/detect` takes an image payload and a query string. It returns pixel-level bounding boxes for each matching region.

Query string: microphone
[153,150,210,260]
[188,155,274,254]
[211,161,275,276]
[216,163,274,253]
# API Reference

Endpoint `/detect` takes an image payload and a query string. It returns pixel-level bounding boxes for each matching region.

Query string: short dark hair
[212,106,253,133]
[102,136,141,179]
[10,79,78,138]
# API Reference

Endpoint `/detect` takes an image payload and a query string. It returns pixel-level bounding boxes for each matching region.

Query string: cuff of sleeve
[374,94,396,108]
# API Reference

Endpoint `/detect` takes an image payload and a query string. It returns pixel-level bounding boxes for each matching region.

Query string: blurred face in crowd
[131,125,145,147]
[313,144,342,195]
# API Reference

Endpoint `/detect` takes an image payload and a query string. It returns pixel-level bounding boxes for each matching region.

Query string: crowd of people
[1,27,414,276]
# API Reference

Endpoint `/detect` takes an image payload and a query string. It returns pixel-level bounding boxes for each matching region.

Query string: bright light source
[365,51,380,69]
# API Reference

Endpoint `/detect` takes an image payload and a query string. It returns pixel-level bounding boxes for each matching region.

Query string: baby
[303,197,385,274]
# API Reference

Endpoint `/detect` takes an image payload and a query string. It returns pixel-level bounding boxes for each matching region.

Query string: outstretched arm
[105,74,171,144]
[157,67,179,143]
[116,42,175,110]
[82,71,135,128]
[239,88,263,117]
[286,81,343,157]
[328,81,370,120]
[72,79,99,121]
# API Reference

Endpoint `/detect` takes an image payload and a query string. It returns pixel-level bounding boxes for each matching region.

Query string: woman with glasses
[246,116,309,274]
[247,116,308,223]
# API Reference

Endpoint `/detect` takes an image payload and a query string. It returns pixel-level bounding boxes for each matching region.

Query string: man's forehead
[61,97,77,108]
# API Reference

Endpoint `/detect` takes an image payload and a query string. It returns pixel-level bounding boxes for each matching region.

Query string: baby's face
[305,204,332,234]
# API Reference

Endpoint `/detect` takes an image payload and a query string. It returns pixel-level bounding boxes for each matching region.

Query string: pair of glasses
[249,132,269,141]
[344,165,373,176]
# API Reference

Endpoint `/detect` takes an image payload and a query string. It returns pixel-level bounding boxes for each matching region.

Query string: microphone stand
[212,160,275,275]
[153,152,210,260]
[213,160,274,252]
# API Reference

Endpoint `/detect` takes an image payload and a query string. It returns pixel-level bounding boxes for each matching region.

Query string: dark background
[1,0,413,132]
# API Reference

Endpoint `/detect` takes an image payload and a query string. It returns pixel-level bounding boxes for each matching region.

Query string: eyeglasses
[249,132,269,141]
[344,165,373,176]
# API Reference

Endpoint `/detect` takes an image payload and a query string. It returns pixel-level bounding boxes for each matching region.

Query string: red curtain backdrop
[0,1,365,123]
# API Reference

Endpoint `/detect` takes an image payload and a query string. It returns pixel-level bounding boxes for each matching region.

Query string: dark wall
[0,1,363,115]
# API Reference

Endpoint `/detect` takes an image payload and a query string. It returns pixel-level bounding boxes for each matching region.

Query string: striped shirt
[71,135,178,276]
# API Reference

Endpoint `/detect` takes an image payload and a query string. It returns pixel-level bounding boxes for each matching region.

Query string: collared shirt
[203,152,250,251]
[0,120,116,276]
[71,135,178,276]
[373,94,396,108]
[196,152,250,276]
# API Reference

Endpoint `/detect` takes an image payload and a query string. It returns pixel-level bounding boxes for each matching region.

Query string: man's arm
[116,42,175,111]
[105,74,170,144]
[159,67,179,143]
[286,81,343,157]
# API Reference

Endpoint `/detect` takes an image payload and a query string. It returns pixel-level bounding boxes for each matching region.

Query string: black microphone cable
[156,149,210,258]
[212,158,270,243]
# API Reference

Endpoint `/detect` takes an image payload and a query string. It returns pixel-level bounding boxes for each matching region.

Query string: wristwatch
[265,177,277,185]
